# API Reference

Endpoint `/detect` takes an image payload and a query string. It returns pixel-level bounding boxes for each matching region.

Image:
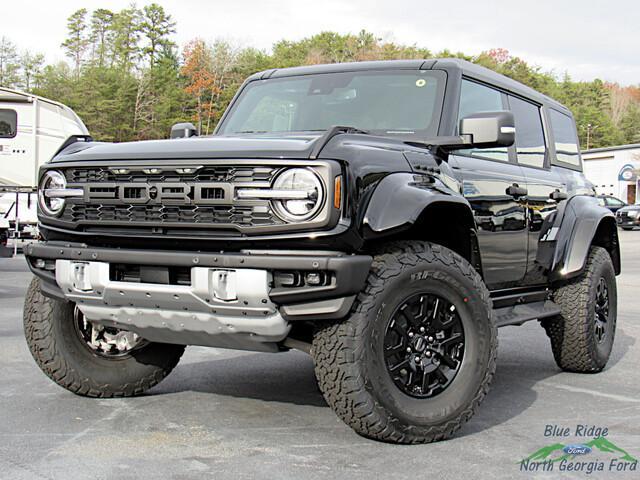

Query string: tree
[7,10,640,147]
[609,84,633,127]
[89,9,114,67]
[111,6,141,71]
[61,9,89,77]
[181,39,215,133]
[20,51,45,90]
[0,36,20,87]
[140,3,176,68]
[619,104,640,144]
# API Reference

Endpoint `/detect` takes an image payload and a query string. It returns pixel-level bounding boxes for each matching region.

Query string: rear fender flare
[539,195,620,281]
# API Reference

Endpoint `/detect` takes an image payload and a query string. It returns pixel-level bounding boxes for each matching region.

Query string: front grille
[61,204,276,226]
[58,165,284,231]
[65,166,276,184]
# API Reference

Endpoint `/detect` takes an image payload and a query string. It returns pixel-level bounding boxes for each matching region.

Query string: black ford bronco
[24,59,620,444]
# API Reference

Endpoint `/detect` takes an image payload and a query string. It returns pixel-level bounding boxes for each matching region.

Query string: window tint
[0,109,17,138]
[457,79,508,162]
[509,96,546,168]
[550,109,580,167]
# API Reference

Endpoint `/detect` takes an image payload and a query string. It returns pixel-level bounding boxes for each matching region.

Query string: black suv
[24,59,620,444]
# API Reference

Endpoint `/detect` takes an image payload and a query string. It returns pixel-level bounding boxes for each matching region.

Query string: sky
[3,0,639,85]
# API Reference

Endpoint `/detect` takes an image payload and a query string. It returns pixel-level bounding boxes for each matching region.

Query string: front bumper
[616,215,640,227]
[25,242,371,349]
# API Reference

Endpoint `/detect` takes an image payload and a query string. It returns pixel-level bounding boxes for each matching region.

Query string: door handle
[549,189,568,201]
[506,184,528,198]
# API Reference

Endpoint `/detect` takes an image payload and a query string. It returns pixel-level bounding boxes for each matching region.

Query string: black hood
[49,131,415,166]
[50,134,325,163]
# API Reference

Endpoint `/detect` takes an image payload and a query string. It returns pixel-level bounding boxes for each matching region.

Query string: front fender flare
[362,172,472,233]
[538,195,620,281]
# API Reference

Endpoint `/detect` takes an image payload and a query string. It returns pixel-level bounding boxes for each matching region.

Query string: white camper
[0,87,89,253]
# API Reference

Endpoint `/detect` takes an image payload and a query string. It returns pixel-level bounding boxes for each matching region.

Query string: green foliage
[1,7,638,148]
[0,36,21,87]
[61,8,89,76]
[140,3,176,68]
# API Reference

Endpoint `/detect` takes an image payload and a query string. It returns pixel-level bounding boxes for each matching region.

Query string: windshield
[217,70,446,138]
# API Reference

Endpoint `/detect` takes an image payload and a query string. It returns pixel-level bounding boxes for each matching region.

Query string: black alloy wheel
[594,277,610,344]
[384,293,465,398]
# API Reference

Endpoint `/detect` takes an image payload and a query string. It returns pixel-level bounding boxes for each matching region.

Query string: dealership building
[582,143,640,204]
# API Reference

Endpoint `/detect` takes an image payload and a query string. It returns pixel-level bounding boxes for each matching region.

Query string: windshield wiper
[309,125,369,159]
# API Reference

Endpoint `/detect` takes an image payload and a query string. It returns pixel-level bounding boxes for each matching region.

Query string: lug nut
[425,351,432,357]
[414,356,421,363]
[406,347,412,353]
[419,327,425,333]
[408,332,414,337]
[428,336,434,342]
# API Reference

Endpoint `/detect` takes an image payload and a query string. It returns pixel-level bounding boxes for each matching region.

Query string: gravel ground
[1,232,639,479]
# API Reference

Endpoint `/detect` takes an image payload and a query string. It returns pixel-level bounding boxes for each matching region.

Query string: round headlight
[272,168,324,222]
[39,170,67,216]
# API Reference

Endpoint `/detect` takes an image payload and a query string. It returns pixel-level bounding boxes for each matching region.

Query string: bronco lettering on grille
[82,182,233,205]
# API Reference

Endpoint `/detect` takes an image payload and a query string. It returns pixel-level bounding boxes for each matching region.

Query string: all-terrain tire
[543,246,617,373]
[311,241,497,444]
[23,277,186,397]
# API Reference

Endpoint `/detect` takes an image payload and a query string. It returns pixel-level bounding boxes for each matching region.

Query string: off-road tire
[311,241,497,444]
[23,277,185,397]
[543,246,617,373]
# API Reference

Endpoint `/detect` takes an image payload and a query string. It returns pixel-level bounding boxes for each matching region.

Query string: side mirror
[170,122,198,139]
[459,111,515,148]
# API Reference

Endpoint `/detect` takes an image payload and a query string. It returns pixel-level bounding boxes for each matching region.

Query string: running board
[493,300,561,327]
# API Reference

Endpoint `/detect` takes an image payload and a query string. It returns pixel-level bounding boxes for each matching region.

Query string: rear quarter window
[549,109,581,168]
[0,109,17,138]
[509,96,546,169]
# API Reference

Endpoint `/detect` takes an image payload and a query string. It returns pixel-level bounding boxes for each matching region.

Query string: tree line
[0,3,638,149]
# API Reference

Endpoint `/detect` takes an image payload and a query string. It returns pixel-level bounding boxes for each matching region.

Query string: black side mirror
[459,111,515,148]
[170,122,198,139]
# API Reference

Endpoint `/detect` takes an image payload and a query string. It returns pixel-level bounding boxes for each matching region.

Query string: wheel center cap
[412,336,427,353]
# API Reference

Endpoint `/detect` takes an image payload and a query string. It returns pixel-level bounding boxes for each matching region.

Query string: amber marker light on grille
[334,176,342,209]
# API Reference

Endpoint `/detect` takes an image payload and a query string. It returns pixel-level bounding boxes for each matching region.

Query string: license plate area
[110,264,192,286]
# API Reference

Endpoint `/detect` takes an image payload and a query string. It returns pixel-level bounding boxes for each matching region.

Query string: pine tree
[140,3,176,68]
[20,51,45,91]
[0,36,20,88]
[89,9,114,67]
[61,9,89,78]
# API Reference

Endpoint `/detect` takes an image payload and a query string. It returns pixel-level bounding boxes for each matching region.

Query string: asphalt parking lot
[1,232,639,480]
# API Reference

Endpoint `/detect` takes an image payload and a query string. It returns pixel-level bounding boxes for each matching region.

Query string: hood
[50,134,325,163]
[48,132,418,175]
[618,204,640,212]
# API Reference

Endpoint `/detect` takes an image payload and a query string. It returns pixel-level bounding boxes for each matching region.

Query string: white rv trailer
[0,87,89,254]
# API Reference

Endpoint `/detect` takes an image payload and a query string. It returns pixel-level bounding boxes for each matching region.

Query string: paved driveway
[1,232,639,479]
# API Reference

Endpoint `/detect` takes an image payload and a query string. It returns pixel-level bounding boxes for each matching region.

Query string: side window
[0,109,17,138]
[457,79,509,162]
[509,96,546,168]
[549,109,581,167]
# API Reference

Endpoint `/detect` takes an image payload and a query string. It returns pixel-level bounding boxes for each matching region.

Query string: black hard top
[247,58,571,116]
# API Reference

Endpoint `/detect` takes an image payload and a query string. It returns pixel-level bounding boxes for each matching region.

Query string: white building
[582,143,640,205]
